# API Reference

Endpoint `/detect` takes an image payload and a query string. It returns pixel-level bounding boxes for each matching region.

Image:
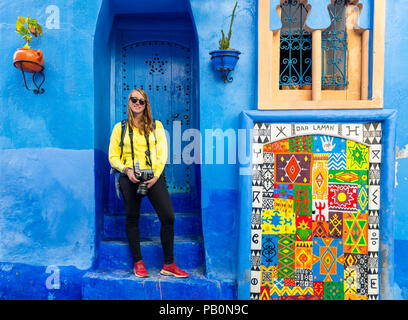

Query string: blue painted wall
[0,0,408,299]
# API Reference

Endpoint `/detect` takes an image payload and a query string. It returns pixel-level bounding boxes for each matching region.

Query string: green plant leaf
[17,16,27,24]
[36,24,43,36]
[23,43,30,49]
[19,25,29,35]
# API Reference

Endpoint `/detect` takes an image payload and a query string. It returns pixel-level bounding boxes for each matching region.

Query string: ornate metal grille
[279,0,312,90]
[322,0,348,89]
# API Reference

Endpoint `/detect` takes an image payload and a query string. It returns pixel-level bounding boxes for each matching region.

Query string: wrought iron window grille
[279,0,312,90]
[322,0,349,90]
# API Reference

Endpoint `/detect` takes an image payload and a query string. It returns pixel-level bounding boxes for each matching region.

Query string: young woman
[108,88,188,278]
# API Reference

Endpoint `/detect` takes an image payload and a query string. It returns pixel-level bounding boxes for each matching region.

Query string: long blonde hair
[127,88,154,135]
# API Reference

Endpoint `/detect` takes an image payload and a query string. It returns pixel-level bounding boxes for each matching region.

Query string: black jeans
[119,173,175,265]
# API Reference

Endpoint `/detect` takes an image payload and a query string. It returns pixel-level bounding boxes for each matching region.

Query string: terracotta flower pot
[13,48,44,73]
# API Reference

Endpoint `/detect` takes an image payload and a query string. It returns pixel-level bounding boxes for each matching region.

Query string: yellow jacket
[108,120,168,177]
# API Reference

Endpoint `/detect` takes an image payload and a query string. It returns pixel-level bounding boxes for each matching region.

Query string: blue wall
[0,0,408,299]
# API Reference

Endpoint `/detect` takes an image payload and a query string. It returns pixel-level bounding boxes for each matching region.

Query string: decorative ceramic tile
[252,185,263,209]
[262,162,274,209]
[277,234,296,279]
[263,150,274,164]
[251,249,262,271]
[355,254,368,296]
[250,269,261,296]
[369,163,381,186]
[273,183,294,200]
[295,269,313,287]
[269,286,313,298]
[312,154,328,200]
[344,266,358,296]
[270,124,291,142]
[328,153,347,170]
[280,294,323,300]
[294,185,312,216]
[260,286,271,300]
[251,207,262,230]
[343,212,368,254]
[262,207,295,235]
[251,125,380,301]
[328,183,358,212]
[328,170,368,185]
[345,293,368,300]
[293,124,340,138]
[340,124,364,143]
[262,163,274,191]
[328,211,343,238]
[313,281,324,296]
[368,227,380,253]
[252,164,263,187]
[313,135,346,154]
[253,123,271,144]
[312,199,329,222]
[363,122,382,145]
[311,221,330,238]
[275,153,312,184]
[312,238,344,282]
[289,135,313,152]
[357,184,369,214]
[324,282,345,300]
[264,139,290,153]
[261,234,278,267]
[295,246,313,269]
[369,144,382,164]
[346,141,369,170]
[252,142,263,165]
[251,229,262,250]
[296,214,313,242]
[261,265,275,287]
[368,185,380,210]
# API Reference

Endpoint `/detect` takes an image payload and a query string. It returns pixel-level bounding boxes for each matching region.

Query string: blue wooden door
[115,35,196,198]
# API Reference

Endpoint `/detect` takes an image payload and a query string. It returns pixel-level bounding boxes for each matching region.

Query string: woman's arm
[153,120,168,178]
[108,123,126,173]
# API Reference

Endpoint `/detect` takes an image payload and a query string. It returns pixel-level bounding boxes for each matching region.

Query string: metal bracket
[13,60,45,94]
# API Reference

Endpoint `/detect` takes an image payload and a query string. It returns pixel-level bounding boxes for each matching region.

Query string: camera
[134,169,154,196]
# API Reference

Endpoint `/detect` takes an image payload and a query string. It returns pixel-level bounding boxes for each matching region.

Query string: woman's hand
[145,176,159,189]
[126,168,140,184]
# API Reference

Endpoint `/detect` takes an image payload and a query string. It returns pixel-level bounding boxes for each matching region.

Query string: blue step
[82,269,236,300]
[98,237,204,270]
[103,212,202,240]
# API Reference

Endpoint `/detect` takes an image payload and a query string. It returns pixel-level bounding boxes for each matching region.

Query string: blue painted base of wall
[82,269,236,300]
[0,263,88,300]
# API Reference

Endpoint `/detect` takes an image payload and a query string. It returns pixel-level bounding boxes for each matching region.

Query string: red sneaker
[134,260,148,278]
[160,262,189,278]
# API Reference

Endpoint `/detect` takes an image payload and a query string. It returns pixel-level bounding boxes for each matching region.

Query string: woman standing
[108,88,188,278]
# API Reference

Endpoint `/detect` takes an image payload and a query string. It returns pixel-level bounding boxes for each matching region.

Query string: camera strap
[128,119,157,171]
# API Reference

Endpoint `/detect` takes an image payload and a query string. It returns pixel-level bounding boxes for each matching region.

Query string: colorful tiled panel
[251,123,381,300]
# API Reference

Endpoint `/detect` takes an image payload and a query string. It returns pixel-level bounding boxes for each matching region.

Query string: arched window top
[270,0,372,31]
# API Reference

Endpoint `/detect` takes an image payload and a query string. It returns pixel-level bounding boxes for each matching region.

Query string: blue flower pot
[209,49,241,71]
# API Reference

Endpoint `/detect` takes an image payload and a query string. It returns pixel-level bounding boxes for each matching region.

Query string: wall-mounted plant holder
[13,59,45,94]
[13,16,45,94]
[209,49,241,83]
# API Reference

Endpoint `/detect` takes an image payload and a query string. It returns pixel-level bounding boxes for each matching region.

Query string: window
[258,0,385,109]
[279,0,312,90]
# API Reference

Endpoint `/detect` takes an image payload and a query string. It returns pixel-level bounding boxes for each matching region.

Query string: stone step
[98,237,204,270]
[103,212,202,240]
[81,268,236,300]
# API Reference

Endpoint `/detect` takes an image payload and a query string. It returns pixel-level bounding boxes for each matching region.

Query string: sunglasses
[129,97,146,105]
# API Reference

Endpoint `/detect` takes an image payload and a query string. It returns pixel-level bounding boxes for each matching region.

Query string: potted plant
[13,16,44,73]
[209,2,241,82]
